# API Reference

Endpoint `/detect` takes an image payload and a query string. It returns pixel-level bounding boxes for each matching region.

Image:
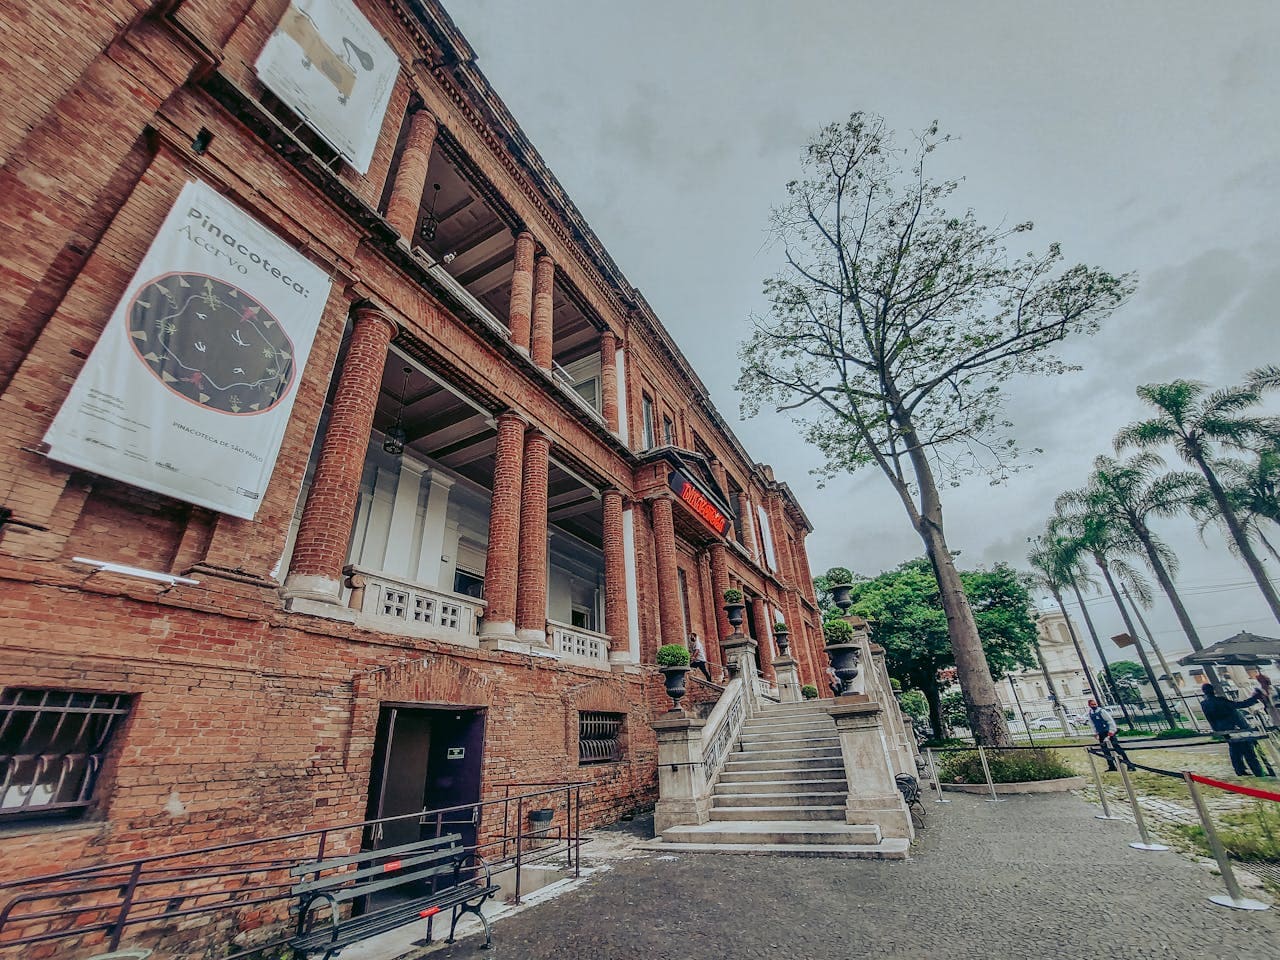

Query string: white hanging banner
[44,180,330,520]
[255,0,399,174]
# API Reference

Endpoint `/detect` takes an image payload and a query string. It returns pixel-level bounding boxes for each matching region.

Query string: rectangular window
[642,394,656,449]
[453,568,484,599]
[662,415,675,446]
[578,711,624,765]
[572,377,599,411]
[1,689,131,822]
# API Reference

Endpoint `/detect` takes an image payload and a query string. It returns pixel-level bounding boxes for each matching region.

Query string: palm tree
[1202,449,1280,564]
[1027,536,1106,706]
[1115,379,1280,623]
[1050,498,1179,729]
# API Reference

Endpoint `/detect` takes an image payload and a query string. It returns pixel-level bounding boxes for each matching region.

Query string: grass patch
[938,748,1076,784]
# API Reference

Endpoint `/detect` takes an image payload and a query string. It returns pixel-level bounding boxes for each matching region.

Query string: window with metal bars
[578,711,624,765]
[0,689,131,822]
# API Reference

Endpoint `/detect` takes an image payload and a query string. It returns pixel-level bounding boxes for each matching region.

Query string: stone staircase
[652,700,909,858]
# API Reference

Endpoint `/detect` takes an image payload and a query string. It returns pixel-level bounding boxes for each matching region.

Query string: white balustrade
[348,565,484,641]
[548,620,611,666]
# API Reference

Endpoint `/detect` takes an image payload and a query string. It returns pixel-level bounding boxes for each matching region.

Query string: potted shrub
[656,643,692,711]
[825,567,854,609]
[801,683,819,700]
[772,620,790,655]
[722,588,746,628]
[822,617,860,691]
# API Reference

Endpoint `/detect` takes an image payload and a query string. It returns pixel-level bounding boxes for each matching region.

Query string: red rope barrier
[1188,773,1280,803]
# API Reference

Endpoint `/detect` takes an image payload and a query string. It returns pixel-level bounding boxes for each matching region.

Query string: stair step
[743,714,836,729]
[662,821,882,846]
[738,734,841,749]
[718,767,847,783]
[725,755,844,770]
[715,778,847,794]
[710,805,846,822]
[714,792,847,807]
[730,750,842,766]
[755,705,834,719]
[638,838,908,860]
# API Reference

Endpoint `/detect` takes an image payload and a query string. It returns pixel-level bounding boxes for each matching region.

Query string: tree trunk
[1069,581,1137,729]
[1194,450,1280,624]
[897,420,1011,746]
[923,674,945,740]
[1131,520,1222,690]
[1094,556,1178,729]
[1052,587,1105,704]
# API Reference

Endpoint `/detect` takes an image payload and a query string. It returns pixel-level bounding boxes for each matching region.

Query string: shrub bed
[938,748,1075,785]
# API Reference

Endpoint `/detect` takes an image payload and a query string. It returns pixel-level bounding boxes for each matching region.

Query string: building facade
[996,610,1095,720]
[0,0,826,903]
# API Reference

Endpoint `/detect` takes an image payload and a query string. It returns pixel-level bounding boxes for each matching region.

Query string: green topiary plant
[773,621,788,633]
[825,566,853,586]
[656,644,691,668]
[822,618,854,644]
[801,684,819,700]
[723,588,743,604]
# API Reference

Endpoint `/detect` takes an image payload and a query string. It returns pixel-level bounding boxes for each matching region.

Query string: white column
[622,506,640,662]
[381,460,425,576]
[615,347,629,445]
[413,470,456,589]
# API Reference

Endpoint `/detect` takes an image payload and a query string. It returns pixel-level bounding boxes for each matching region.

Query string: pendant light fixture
[419,183,441,243]
[383,365,411,456]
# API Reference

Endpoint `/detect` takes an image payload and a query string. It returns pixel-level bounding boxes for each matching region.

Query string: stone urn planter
[822,617,860,691]
[825,567,855,611]
[659,666,690,712]
[723,589,745,629]
[772,622,790,655]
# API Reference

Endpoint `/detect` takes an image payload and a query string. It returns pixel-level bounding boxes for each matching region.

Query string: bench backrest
[291,834,468,905]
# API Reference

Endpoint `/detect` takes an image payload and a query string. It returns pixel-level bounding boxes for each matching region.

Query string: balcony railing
[346,565,484,640]
[547,620,611,667]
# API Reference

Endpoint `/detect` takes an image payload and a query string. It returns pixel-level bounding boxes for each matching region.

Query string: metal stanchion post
[1086,748,1124,821]
[1182,772,1269,911]
[927,748,951,804]
[1116,761,1168,851]
[977,745,1006,803]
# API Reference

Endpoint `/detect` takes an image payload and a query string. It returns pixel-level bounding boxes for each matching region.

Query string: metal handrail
[0,782,590,957]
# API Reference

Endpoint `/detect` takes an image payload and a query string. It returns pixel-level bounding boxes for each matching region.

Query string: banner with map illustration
[255,0,399,174]
[44,180,330,520]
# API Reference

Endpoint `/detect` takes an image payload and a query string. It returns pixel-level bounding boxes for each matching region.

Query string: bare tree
[737,114,1134,744]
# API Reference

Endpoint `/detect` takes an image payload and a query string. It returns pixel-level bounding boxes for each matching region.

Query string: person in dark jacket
[1087,700,1134,772]
[1199,683,1268,777]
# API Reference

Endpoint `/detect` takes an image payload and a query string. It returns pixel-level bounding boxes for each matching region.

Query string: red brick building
[0,0,825,893]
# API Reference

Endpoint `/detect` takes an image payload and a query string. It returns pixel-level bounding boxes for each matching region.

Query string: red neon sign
[669,471,730,537]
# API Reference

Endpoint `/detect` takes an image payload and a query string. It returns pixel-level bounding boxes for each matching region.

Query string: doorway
[364,705,486,861]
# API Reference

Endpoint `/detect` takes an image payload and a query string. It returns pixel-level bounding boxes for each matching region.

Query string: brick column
[751,596,777,682]
[285,305,397,601]
[531,254,555,370]
[515,430,551,643]
[651,498,685,652]
[737,491,759,560]
[708,542,732,643]
[602,488,630,663]
[508,232,535,351]
[599,329,619,432]
[479,411,526,640]
[708,459,728,497]
[384,108,438,241]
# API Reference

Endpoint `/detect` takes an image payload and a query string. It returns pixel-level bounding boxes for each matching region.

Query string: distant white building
[996,609,1095,720]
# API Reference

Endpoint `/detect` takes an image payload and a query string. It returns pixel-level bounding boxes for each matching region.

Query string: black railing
[0,782,589,959]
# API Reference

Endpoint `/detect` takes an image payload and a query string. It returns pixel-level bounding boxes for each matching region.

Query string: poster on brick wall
[255,0,399,174]
[44,180,330,520]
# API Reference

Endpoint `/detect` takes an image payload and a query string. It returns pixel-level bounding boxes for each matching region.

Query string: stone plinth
[828,695,914,841]
[772,655,801,703]
[721,636,759,716]
[653,716,709,833]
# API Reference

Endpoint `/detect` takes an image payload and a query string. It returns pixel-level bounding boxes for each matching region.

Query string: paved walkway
[425,790,1280,960]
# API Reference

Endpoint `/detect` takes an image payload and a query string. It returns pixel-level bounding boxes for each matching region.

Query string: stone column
[653,716,709,833]
[707,542,732,645]
[285,306,396,602]
[602,488,631,667]
[412,470,455,589]
[384,108,438,242]
[829,696,914,841]
[531,254,555,370]
[721,636,760,717]
[515,430,550,643]
[599,329,619,432]
[737,491,759,561]
[508,231,535,352]
[708,459,729,498]
[479,411,526,641]
[651,498,685,651]
[749,596,776,683]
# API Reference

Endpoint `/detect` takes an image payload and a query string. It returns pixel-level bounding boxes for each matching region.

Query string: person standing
[1251,673,1280,729]
[1087,699,1134,772]
[688,633,713,683]
[1199,683,1269,777]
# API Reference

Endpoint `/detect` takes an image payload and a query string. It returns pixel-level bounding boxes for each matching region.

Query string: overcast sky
[448,1,1280,666]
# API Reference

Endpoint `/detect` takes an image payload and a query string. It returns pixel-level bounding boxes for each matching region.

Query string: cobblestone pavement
[427,790,1280,960]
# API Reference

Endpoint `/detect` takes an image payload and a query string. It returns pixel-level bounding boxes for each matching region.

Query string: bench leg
[446,903,460,944]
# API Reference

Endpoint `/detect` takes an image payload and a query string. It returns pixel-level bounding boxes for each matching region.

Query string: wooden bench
[288,833,498,958]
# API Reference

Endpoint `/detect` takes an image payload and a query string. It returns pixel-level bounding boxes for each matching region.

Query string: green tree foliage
[898,689,928,722]
[737,114,1133,744]
[844,558,1039,735]
[1099,660,1146,704]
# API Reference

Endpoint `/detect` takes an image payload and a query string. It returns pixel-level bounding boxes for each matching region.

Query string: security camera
[442,252,457,264]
